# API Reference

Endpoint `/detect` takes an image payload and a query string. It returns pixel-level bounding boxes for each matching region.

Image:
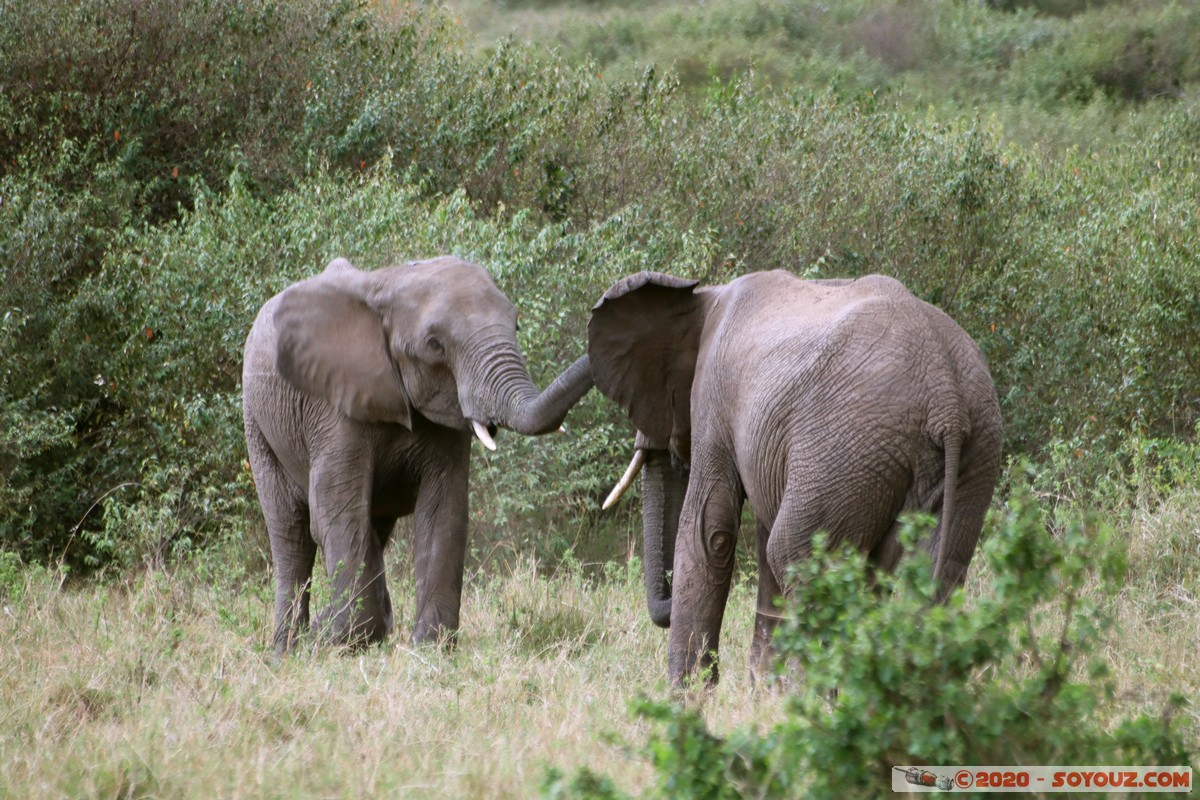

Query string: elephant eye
[424,335,444,355]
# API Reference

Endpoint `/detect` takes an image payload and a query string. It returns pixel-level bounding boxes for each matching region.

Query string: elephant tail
[934,430,962,600]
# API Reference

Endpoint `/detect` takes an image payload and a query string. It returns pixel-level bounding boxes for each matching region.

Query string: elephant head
[274,256,589,444]
[588,271,707,628]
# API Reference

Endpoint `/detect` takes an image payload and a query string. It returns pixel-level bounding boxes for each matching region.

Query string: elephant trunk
[641,448,686,628]
[459,338,592,438]
[504,353,593,435]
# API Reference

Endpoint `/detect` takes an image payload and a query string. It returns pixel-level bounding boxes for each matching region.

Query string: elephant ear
[274,271,413,428]
[589,272,703,457]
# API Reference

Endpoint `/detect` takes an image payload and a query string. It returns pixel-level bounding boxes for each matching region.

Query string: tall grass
[0,549,775,798]
[1,472,1196,797]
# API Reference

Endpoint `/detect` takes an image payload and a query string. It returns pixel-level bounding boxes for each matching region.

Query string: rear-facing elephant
[590,270,1003,686]
[243,256,592,654]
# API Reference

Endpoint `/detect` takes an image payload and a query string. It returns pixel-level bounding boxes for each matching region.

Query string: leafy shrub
[1002,3,1200,107]
[7,165,655,570]
[0,162,137,562]
[544,469,1195,798]
[984,0,1118,16]
[4,0,1200,574]
[984,104,1200,466]
[0,0,435,220]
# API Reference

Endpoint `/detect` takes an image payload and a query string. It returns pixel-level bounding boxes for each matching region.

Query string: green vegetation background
[2,0,1198,578]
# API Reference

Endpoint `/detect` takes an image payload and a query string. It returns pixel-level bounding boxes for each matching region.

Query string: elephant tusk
[602,448,646,510]
[472,420,498,452]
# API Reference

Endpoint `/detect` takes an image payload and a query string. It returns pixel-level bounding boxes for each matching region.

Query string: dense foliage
[2,0,1198,574]
[472,0,1200,153]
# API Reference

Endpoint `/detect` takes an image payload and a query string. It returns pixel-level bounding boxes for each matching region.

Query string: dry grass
[2,491,1197,798]
[961,491,1200,734]
[1113,488,1200,723]
[0,553,781,799]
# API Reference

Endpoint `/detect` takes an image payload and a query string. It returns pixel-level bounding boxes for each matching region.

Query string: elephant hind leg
[273,531,317,655]
[762,493,826,584]
[750,520,785,683]
[764,480,903,599]
[867,520,904,573]
[246,420,315,655]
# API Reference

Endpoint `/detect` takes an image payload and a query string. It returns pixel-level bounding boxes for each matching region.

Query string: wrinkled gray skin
[589,271,1003,686]
[243,256,593,654]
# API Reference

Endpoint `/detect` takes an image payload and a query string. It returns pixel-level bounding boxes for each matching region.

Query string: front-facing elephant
[590,270,1003,686]
[243,256,592,654]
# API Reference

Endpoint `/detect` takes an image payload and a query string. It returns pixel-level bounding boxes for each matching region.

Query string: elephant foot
[272,602,313,656]
[671,656,720,691]
[409,620,460,650]
[272,624,310,657]
[312,605,392,651]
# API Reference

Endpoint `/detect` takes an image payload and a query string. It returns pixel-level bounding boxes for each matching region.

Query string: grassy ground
[2,488,1197,798]
[0,548,780,798]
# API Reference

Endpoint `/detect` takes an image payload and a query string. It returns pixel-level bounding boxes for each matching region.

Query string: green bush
[985,105,1200,462]
[545,469,1195,798]
[6,165,657,570]
[1005,3,1200,107]
[3,0,1200,573]
[984,0,1117,16]
[0,0,439,220]
[0,162,135,563]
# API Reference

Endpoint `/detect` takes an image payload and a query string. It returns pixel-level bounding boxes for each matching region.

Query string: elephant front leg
[246,421,316,655]
[309,468,393,648]
[668,475,742,687]
[410,454,470,646]
[271,519,317,655]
